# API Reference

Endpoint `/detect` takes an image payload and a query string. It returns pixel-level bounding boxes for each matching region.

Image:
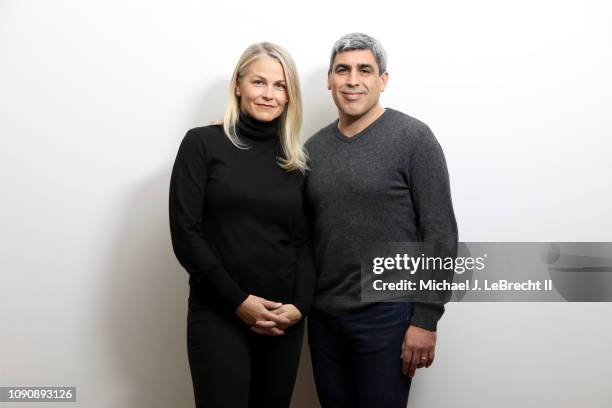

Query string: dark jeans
[187,301,304,408]
[308,302,414,408]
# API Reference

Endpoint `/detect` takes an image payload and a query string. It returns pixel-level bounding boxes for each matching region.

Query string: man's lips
[341,91,364,100]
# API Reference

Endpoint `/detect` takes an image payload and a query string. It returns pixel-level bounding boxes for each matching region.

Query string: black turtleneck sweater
[169,113,316,316]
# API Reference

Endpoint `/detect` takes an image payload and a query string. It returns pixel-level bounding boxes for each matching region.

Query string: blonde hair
[223,42,308,173]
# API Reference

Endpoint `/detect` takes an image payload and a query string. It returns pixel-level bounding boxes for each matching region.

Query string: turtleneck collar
[236,111,280,142]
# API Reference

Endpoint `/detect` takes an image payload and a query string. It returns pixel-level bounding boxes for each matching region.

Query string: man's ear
[380,71,389,92]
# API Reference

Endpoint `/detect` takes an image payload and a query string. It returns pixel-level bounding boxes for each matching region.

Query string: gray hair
[328,32,387,75]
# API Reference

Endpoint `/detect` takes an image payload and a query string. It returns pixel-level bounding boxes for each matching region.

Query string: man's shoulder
[385,109,445,159]
[385,108,432,135]
[304,120,338,150]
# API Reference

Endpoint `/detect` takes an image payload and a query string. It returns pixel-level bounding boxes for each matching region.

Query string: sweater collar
[236,111,280,141]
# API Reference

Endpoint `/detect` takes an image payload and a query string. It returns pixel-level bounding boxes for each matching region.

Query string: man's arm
[401,124,458,376]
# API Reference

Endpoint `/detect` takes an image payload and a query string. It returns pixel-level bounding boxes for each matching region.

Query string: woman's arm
[169,128,248,312]
[291,179,317,317]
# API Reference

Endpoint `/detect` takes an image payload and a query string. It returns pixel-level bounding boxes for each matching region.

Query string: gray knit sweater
[305,108,458,331]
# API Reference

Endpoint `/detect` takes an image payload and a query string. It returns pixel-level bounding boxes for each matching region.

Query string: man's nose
[346,70,359,87]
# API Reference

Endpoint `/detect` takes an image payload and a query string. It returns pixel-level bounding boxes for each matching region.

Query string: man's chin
[339,104,367,118]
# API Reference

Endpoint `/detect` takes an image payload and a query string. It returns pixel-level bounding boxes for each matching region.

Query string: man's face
[328,49,388,118]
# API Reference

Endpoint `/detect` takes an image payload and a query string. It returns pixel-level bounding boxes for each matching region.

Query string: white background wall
[1,0,611,407]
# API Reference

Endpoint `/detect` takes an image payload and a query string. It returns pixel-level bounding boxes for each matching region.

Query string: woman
[169,42,316,408]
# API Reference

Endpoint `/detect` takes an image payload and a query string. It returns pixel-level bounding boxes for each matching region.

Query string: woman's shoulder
[175,124,228,163]
[182,124,226,146]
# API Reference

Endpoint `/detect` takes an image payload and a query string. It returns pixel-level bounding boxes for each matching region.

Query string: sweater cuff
[292,301,311,318]
[225,290,249,314]
[410,302,445,332]
[203,265,249,313]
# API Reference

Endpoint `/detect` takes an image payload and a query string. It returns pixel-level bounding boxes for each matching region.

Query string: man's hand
[401,324,437,378]
[236,295,290,331]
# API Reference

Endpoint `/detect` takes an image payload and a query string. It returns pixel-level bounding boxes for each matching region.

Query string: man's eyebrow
[334,63,374,70]
[357,63,374,70]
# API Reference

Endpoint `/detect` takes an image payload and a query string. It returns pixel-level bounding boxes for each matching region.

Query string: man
[305,33,458,407]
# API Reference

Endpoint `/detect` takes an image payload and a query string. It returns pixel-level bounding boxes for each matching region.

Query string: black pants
[187,301,305,408]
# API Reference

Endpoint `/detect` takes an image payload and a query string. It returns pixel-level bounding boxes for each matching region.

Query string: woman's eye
[253,80,264,85]
[275,84,286,90]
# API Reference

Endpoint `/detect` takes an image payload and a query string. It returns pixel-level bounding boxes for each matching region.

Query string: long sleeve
[169,129,248,312]
[408,125,458,331]
[292,180,317,316]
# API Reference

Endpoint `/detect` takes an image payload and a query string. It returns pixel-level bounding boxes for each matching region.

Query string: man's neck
[338,105,385,137]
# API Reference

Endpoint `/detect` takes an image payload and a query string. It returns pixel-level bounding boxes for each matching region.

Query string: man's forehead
[332,49,376,66]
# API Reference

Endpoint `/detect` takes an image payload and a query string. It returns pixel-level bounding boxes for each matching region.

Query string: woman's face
[236,56,288,122]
